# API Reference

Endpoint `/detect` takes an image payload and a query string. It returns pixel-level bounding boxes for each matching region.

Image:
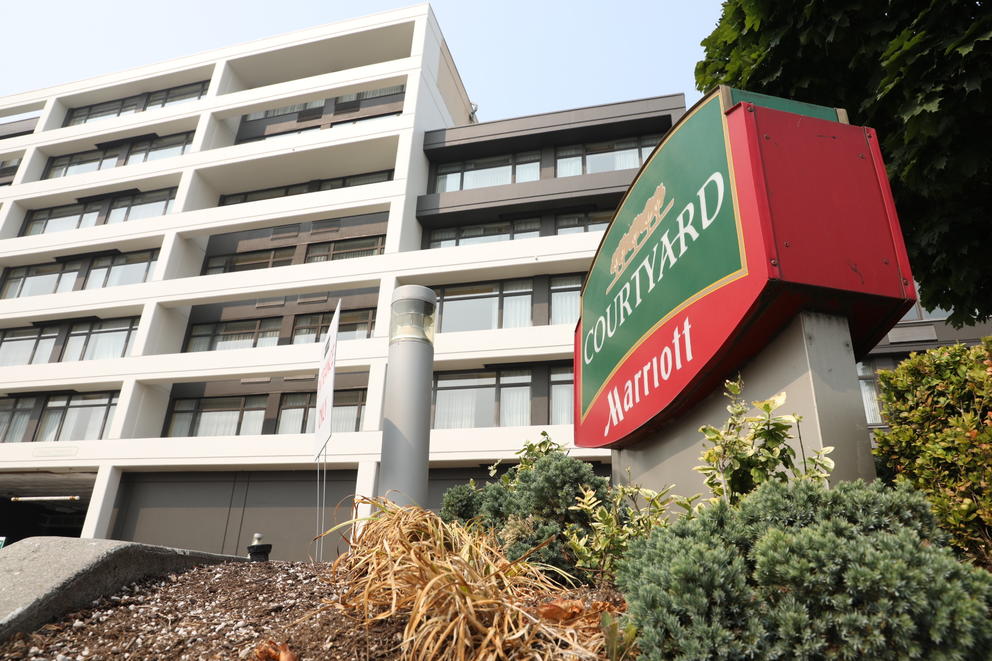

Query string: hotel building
[1,5,987,559]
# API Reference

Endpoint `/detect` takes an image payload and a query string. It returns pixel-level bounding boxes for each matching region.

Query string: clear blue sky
[0,1,725,121]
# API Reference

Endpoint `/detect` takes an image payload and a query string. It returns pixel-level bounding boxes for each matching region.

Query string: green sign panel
[578,94,744,416]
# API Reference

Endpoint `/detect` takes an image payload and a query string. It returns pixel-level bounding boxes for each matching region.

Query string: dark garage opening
[0,471,96,546]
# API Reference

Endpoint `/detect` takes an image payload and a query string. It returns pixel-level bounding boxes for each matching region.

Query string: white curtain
[859,381,882,425]
[0,410,30,443]
[59,407,105,441]
[84,332,128,360]
[331,405,360,433]
[502,295,532,328]
[499,387,530,426]
[550,384,574,425]
[462,165,512,190]
[435,389,485,428]
[551,291,580,325]
[196,410,240,436]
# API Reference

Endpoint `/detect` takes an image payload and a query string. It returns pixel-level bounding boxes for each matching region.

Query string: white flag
[314,300,341,457]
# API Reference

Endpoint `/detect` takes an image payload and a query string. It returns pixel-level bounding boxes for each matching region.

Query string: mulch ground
[0,561,624,660]
[0,561,406,661]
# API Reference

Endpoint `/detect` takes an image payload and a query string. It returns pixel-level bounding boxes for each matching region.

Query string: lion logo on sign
[608,183,674,289]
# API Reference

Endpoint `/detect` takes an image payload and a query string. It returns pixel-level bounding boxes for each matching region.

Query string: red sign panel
[574,88,914,449]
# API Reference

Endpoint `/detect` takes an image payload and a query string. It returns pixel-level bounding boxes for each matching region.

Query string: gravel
[0,561,405,661]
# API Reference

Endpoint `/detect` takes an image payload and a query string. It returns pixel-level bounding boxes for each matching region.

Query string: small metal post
[247,532,271,561]
[377,285,437,507]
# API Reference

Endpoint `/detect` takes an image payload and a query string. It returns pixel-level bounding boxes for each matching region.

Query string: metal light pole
[377,285,436,507]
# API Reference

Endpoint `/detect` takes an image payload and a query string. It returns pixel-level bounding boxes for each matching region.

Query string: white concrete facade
[0,5,609,543]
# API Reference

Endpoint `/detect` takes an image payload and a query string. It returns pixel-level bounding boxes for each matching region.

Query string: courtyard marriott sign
[574,87,917,448]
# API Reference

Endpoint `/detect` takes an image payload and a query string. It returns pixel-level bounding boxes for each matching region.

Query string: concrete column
[12,145,48,187]
[154,231,207,281]
[373,275,397,338]
[108,379,172,440]
[37,97,66,132]
[175,170,219,212]
[132,301,190,357]
[0,199,26,239]
[80,465,122,539]
[193,113,237,152]
[211,60,245,96]
[613,311,874,494]
[362,358,387,431]
[354,460,379,522]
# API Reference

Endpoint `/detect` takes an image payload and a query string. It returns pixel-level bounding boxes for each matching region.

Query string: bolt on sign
[574,86,916,449]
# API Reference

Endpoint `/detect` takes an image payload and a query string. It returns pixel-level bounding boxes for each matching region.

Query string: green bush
[874,338,992,569]
[439,434,609,575]
[618,480,992,660]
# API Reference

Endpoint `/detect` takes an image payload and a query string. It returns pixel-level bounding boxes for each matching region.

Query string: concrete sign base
[612,311,875,494]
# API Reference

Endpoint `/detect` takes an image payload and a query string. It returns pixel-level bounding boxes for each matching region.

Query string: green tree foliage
[618,480,992,661]
[695,1,992,326]
[874,338,992,569]
[439,433,609,575]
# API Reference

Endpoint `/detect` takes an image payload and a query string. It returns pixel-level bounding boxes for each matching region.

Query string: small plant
[440,433,609,576]
[696,377,833,504]
[600,611,638,661]
[488,430,565,485]
[565,480,699,585]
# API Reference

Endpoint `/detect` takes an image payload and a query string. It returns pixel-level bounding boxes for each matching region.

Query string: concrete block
[0,536,245,642]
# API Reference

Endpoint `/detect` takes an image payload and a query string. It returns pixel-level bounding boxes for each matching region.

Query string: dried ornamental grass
[326,497,605,660]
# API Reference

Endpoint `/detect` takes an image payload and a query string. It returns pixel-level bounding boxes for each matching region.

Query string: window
[556,135,661,177]
[900,282,951,321]
[82,250,158,290]
[22,188,177,236]
[185,318,282,352]
[292,309,376,343]
[304,236,384,262]
[34,392,118,442]
[0,397,36,443]
[204,247,295,275]
[43,132,194,179]
[434,152,540,193]
[276,390,366,434]
[1,261,84,299]
[0,317,139,366]
[244,99,325,121]
[219,170,392,206]
[550,367,574,425]
[429,219,540,248]
[0,157,20,186]
[1,249,158,299]
[238,126,321,143]
[857,358,899,429]
[61,318,139,361]
[433,370,531,429]
[434,279,532,333]
[0,326,58,366]
[555,210,612,234]
[64,81,209,126]
[550,275,583,325]
[166,395,267,437]
[334,84,405,105]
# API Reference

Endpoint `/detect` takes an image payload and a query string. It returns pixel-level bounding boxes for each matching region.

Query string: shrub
[618,480,992,660]
[440,433,609,575]
[874,338,992,569]
[696,378,833,505]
